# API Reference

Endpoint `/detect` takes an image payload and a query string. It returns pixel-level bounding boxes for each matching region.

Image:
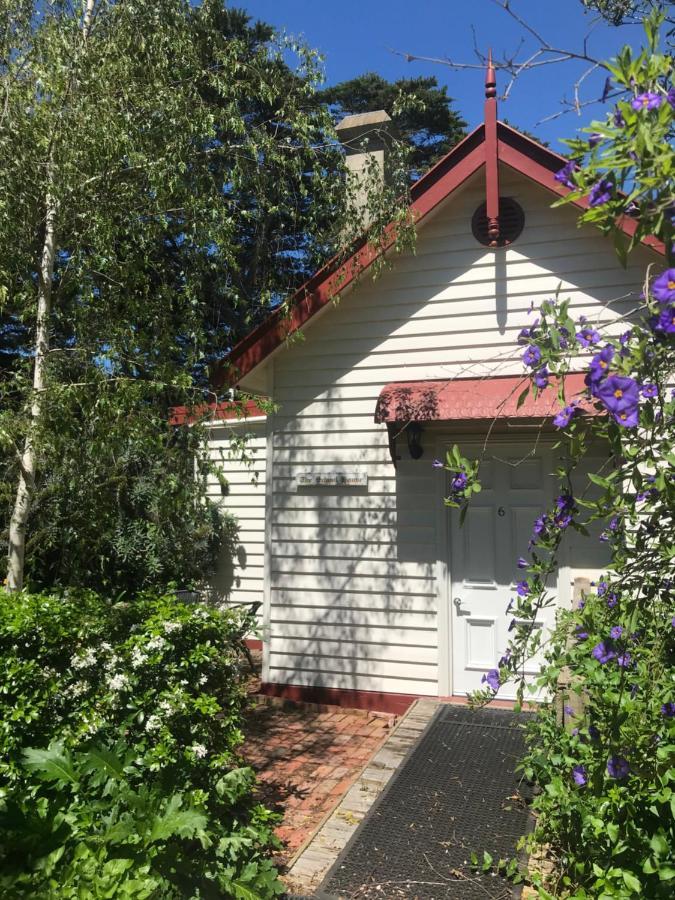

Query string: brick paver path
[241,699,394,865]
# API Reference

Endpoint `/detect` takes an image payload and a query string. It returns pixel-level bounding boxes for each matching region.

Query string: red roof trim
[374,373,595,423]
[214,125,485,388]
[217,121,664,388]
[170,399,266,426]
[497,126,665,255]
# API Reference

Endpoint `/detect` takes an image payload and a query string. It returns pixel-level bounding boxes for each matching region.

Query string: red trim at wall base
[260,682,423,715]
[244,638,263,651]
[260,684,537,714]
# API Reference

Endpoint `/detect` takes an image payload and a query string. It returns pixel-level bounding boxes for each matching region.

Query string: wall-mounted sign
[295,471,368,489]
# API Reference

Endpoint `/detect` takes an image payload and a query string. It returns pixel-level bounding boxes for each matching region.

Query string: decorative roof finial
[483,49,500,246]
[485,48,497,100]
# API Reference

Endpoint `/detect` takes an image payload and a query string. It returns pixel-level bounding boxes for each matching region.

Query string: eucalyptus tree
[0,0,365,592]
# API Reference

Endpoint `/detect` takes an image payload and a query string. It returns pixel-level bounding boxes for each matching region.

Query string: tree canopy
[0,0,359,592]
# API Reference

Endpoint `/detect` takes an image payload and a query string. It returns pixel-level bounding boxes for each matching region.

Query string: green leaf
[149,795,207,843]
[231,882,264,900]
[622,871,641,893]
[23,743,78,785]
[83,746,127,780]
[516,386,530,409]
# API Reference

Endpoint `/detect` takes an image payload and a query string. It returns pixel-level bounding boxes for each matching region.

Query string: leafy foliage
[0,0,376,591]
[0,589,282,897]
[460,13,675,897]
[581,0,668,27]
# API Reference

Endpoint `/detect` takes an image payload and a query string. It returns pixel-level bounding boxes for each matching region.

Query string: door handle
[453,597,463,612]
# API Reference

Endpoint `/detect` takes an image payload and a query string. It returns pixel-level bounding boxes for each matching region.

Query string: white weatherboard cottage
[205,77,662,713]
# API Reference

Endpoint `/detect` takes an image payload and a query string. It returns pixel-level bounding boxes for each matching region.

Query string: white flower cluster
[130,647,148,669]
[163,621,182,634]
[108,673,129,692]
[64,681,88,698]
[145,715,162,733]
[190,743,207,759]
[70,648,97,670]
[146,635,168,653]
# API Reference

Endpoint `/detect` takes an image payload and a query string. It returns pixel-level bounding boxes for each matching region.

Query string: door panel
[450,445,553,699]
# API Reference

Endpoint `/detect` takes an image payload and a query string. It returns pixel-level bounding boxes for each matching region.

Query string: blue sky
[237,0,646,152]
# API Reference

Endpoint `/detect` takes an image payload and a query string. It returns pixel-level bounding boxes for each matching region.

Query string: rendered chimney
[335,110,394,227]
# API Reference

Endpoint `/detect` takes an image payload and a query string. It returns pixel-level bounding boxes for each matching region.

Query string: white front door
[449,444,554,699]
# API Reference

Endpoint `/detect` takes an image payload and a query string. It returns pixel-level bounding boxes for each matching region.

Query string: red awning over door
[374,373,592,424]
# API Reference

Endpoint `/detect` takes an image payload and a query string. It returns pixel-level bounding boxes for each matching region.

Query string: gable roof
[214,120,663,391]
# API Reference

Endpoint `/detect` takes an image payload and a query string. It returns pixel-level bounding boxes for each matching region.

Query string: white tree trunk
[6,1,95,591]
[6,195,57,591]
[82,0,96,39]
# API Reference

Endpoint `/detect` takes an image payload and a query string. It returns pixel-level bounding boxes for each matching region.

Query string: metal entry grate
[318,704,533,899]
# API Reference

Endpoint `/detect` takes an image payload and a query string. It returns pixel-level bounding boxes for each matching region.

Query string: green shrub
[0,589,283,898]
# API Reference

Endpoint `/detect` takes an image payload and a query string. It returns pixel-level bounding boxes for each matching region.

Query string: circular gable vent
[471,197,525,247]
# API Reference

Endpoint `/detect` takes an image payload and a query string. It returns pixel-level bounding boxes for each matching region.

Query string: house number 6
[498,507,506,517]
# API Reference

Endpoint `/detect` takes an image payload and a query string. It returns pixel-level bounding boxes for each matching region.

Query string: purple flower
[534,367,550,389]
[432,458,444,468]
[522,345,542,368]
[613,107,625,127]
[554,511,573,529]
[498,651,511,667]
[588,725,600,741]
[554,160,577,189]
[518,326,533,344]
[661,702,675,718]
[564,704,574,716]
[532,514,548,538]
[610,626,623,639]
[631,91,662,111]
[556,494,574,512]
[652,304,675,334]
[575,627,589,641]
[609,516,620,531]
[588,178,613,207]
[483,668,500,692]
[517,557,527,569]
[588,132,602,148]
[595,374,640,427]
[652,269,675,303]
[672,616,675,629]
[617,651,632,668]
[553,404,578,429]
[607,756,630,779]
[586,345,614,389]
[597,581,608,596]
[577,599,585,610]
[451,471,468,492]
[572,764,587,786]
[668,88,675,110]
[516,580,530,597]
[576,326,601,348]
[607,593,618,608]
[641,383,658,398]
[592,641,616,664]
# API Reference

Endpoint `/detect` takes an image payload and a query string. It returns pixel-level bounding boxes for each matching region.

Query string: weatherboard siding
[253,166,653,696]
[206,421,267,622]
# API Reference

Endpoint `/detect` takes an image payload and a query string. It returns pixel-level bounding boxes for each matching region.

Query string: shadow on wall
[240,189,642,697]
[266,441,440,698]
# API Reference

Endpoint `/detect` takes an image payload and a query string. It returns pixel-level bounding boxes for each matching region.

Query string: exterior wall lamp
[406,422,424,460]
